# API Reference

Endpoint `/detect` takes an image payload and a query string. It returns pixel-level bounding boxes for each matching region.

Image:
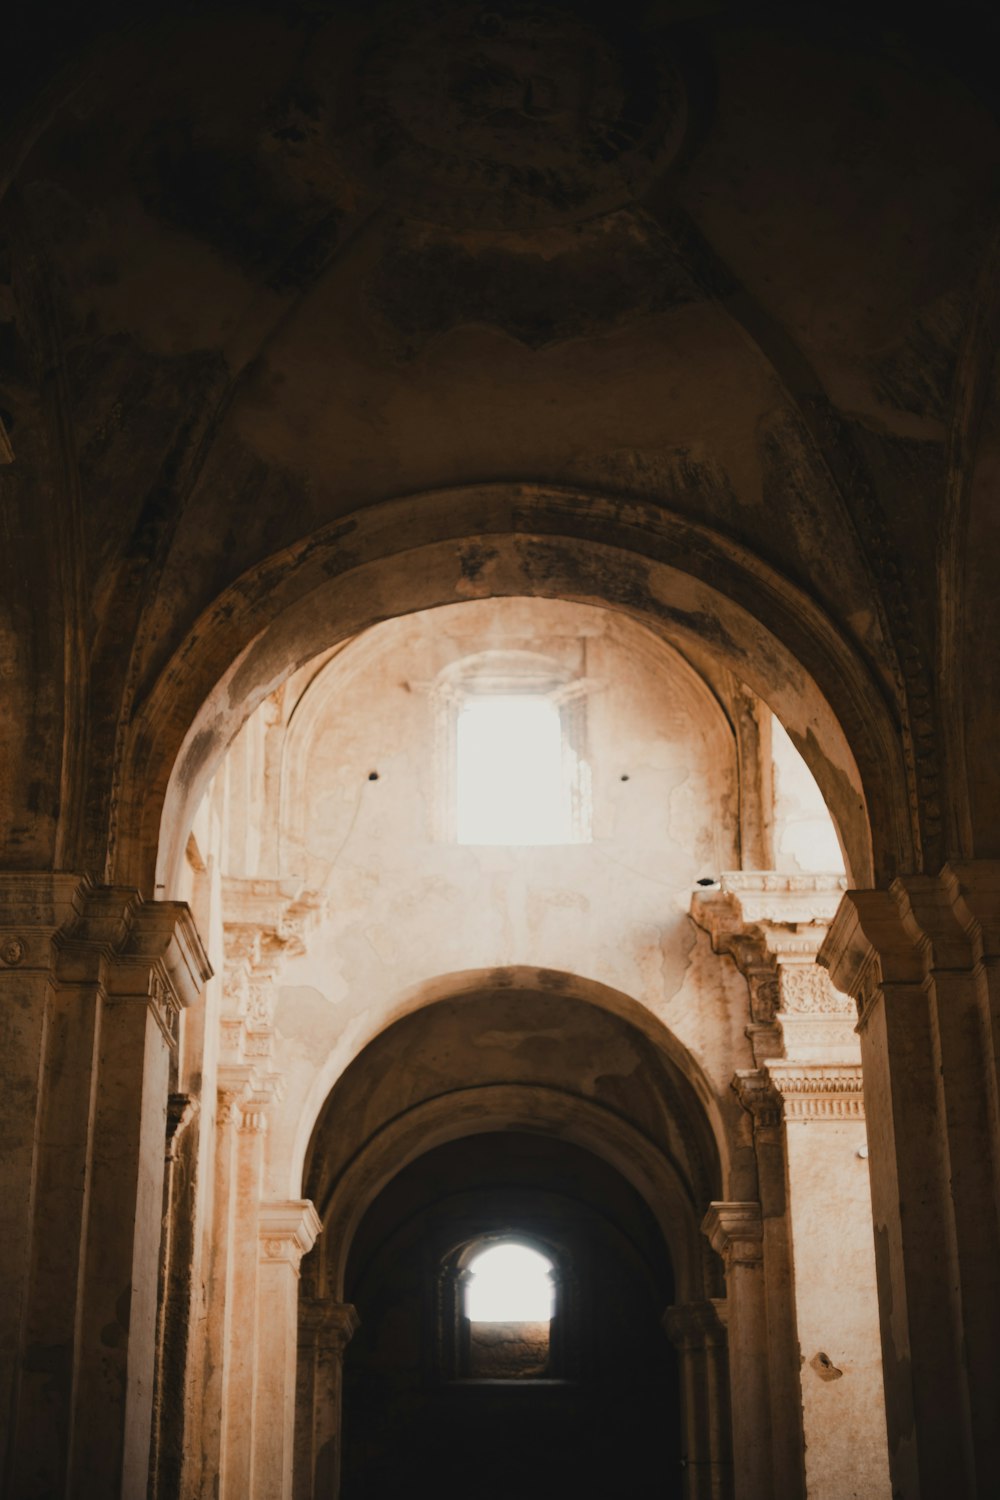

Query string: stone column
[296,1299,360,1500]
[701,1204,770,1500]
[222,1097,270,1499]
[149,1092,200,1500]
[729,1076,804,1500]
[0,873,85,1495]
[254,1201,322,1500]
[820,863,1000,1499]
[663,1300,731,1500]
[192,877,322,1500]
[0,875,211,1500]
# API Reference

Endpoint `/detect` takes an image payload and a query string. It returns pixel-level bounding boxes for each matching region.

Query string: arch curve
[288,965,732,1205]
[318,1084,709,1304]
[123,486,908,895]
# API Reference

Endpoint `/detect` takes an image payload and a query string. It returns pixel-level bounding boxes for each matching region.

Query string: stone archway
[127,489,910,899]
[296,984,731,1500]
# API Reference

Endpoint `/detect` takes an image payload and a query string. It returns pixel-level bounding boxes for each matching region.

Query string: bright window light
[466,1242,555,1323]
[456,694,570,845]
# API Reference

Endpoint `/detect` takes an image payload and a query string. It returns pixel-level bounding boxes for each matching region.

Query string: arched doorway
[339,1133,683,1500]
[297,981,728,1498]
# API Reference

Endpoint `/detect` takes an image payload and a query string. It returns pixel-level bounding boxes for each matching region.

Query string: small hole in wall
[696,877,717,887]
[620,774,630,782]
[368,771,379,781]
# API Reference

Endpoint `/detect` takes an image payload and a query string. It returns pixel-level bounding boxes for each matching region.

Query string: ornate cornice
[692,871,855,1061]
[766,1062,865,1121]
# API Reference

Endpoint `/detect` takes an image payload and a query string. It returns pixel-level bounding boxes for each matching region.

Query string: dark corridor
[340,1132,683,1499]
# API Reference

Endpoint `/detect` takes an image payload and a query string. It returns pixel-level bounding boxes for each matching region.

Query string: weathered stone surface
[2,4,999,1496]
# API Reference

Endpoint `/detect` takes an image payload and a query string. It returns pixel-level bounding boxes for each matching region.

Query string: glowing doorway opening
[456,694,571,846]
[465,1241,555,1323]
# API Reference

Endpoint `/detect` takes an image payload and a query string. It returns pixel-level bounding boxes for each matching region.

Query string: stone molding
[732,1069,783,1129]
[701,1202,763,1270]
[166,1093,200,1159]
[663,1299,728,1351]
[259,1200,323,1273]
[766,1062,865,1121]
[818,863,1000,1030]
[299,1299,360,1354]
[692,871,855,1062]
[0,873,212,1046]
[222,878,325,1029]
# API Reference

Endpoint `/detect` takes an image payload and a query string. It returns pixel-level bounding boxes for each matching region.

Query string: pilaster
[254,1202,323,1500]
[663,1300,731,1500]
[821,864,1000,1499]
[0,874,212,1500]
[701,1204,770,1500]
[696,872,888,1500]
[296,1300,360,1500]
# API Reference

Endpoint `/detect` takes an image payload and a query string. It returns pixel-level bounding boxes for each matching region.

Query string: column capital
[765,1061,865,1121]
[701,1202,763,1269]
[819,867,1000,1028]
[818,888,923,1027]
[0,875,212,1045]
[732,1069,783,1129]
[942,860,1000,961]
[259,1200,322,1274]
[663,1298,728,1350]
[300,1298,360,1354]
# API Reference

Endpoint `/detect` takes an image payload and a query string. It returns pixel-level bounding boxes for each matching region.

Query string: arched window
[439,1234,576,1382]
[465,1240,555,1322]
[432,651,592,845]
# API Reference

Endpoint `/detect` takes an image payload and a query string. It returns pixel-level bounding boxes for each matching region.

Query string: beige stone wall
[198,599,754,1198]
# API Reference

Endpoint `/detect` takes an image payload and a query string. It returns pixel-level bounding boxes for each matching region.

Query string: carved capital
[259,1200,322,1274]
[732,1069,783,1129]
[0,876,211,1048]
[701,1202,763,1270]
[663,1299,728,1351]
[300,1298,360,1354]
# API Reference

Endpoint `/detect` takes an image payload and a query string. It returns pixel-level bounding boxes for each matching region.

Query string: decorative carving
[0,935,26,965]
[779,964,854,1016]
[348,1,687,231]
[732,1069,783,1129]
[147,968,182,1048]
[767,1063,866,1121]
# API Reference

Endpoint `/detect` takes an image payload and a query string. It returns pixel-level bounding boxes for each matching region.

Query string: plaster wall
[200,600,759,1195]
[783,1119,887,1499]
